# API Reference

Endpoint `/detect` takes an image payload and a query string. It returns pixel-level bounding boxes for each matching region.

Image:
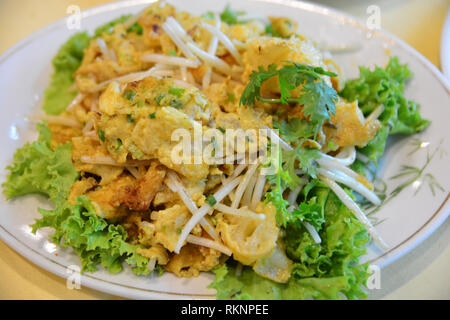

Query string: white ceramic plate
[0,0,449,299]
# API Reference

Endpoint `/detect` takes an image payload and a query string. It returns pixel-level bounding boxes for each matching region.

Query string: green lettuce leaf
[34,196,151,275]
[290,188,327,231]
[42,32,91,115]
[210,262,359,300]
[94,15,132,37]
[2,123,79,203]
[340,57,430,162]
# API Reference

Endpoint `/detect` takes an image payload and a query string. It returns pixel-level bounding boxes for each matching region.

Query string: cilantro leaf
[274,118,315,142]
[264,145,291,226]
[240,62,337,130]
[206,194,217,206]
[283,143,320,188]
[297,81,337,125]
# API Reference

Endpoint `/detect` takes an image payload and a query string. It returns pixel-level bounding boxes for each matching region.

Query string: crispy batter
[69,177,98,204]
[324,100,381,148]
[48,124,82,149]
[85,164,166,219]
[72,136,124,185]
[85,175,134,219]
[137,245,169,265]
[118,163,166,211]
[164,244,221,277]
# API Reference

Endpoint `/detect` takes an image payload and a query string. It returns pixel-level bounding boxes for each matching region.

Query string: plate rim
[0,0,449,299]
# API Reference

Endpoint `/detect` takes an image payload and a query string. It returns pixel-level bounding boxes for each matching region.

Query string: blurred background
[0,0,448,299]
[0,0,448,68]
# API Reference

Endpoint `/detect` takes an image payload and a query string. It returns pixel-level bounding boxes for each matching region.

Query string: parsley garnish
[265,142,320,226]
[283,141,321,189]
[149,112,156,119]
[127,114,134,123]
[265,145,291,226]
[240,62,338,132]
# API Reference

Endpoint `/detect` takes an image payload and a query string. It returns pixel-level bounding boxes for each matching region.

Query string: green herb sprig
[240,62,337,132]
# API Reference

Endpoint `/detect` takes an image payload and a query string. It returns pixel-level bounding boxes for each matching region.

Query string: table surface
[0,0,448,300]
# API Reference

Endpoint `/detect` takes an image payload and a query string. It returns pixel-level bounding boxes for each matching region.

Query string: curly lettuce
[2,123,78,202]
[340,57,430,163]
[34,196,151,275]
[42,32,91,115]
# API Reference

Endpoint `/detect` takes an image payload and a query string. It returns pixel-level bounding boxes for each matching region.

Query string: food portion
[3,2,429,299]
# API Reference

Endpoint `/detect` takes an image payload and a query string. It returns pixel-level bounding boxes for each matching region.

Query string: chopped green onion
[115,139,123,150]
[155,94,165,105]
[149,112,156,119]
[127,114,134,123]
[168,49,177,56]
[98,130,106,142]
[206,194,217,206]
[127,22,143,35]
[170,100,183,109]
[169,87,185,98]
[123,90,136,102]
